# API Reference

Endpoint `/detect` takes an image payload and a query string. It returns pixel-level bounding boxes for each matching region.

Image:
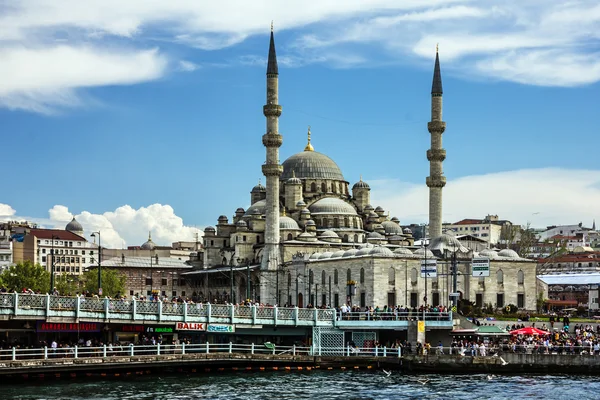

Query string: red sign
[37,322,100,332]
[121,325,144,333]
[176,322,205,331]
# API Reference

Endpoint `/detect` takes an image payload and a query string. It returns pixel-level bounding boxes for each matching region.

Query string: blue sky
[1,1,600,247]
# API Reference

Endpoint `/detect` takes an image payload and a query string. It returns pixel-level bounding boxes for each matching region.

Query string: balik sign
[175,322,205,331]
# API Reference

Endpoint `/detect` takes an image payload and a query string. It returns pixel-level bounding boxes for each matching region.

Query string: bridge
[0,293,453,330]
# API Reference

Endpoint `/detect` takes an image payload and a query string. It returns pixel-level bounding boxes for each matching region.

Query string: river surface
[1,371,595,399]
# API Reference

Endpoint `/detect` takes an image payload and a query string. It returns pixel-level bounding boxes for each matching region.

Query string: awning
[181,265,261,276]
[476,326,510,336]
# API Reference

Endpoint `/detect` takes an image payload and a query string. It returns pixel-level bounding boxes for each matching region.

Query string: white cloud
[0,46,168,113]
[178,60,200,72]
[0,204,16,217]
[369,168,600,230]
[5,203,202,249]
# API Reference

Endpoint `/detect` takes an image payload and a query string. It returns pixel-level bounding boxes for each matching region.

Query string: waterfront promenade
[0,293,453,330]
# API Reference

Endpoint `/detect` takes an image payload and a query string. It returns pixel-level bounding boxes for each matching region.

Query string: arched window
[344,217,349,227]
[333,218,339,228]
[388,267,396,285]
[347,268,352,282]
[322,270,326,285]
[334,269,338,285]
[360,268,365,284]
[309,270,313,284]
[321,182,327,193]
[343,234,349,242]
[287,233,293,241]
[411,268,418,285]
[310,182,316,192]
[517,270,524,285]
[332,184,337,194]
[354,234,358,243]
[497,269,504,285]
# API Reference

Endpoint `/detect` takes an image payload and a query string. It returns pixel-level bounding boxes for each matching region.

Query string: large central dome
[281,151,345,181]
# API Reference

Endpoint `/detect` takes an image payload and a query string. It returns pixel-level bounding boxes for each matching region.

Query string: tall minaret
[260,23,283,304]
[426,45,446,239]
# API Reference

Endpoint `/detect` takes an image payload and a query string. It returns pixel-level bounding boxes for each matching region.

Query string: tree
[513,223,537,258]
[55,274,81,296]
[82,268,126,298]
[0,260,50,293]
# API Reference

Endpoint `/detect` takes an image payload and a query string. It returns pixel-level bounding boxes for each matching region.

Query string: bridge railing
[338,311,452,322]
[0,342,405,363]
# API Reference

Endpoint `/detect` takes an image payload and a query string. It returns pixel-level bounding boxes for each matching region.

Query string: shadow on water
[2,371,599,400]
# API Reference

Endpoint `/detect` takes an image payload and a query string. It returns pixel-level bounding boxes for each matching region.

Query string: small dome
[309,252,321,260]
[382,221,403,235]
[280,216,300,230]
[428,234,469,253]
[403,228,412,234]
[297,232,317,242]
[306,219,316,226]
[235,207,245,214]
[343,248,358,257]
[394,247,414,255]
[236,220,248,227]
[252,183,266,192]
[301,208,311,215]
[245,199,266,216]
[65,217,83,233]
[359,243,374,249]
[367,231,384,239]
[352,179,370,189]
[498,249,520,259]
[364,204,374,211]
[331,250,346,259]
[319,230,339,239]
[141,233,156,250]
[296,200,307,208]
[218,215,228,222]
[369,246,394,257]
[287,176,302,185]
[369,211,379,219]
[413,247,435,258]
[391,217,400,223]
[356,247,371,256]
[479,249,499,259]
[375,206,384,213]
[204,226,216,232]
[319,252,334,260]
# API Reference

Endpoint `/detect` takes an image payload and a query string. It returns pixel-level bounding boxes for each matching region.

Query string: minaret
[426,45,446,239]
[260,23,283,304]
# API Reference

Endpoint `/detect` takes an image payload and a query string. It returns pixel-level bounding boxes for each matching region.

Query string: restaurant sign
[175,322,205,331]
[207,324,235,333]
[37,322,101,333]
[120,325,175,334]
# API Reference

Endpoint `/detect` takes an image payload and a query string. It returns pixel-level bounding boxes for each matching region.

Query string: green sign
[471,258,490,277]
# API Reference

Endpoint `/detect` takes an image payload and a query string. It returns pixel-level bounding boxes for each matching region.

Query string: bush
[503,304,518,314]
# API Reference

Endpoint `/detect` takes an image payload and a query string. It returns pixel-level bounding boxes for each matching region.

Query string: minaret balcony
[427,121,446,134]
[427,149,446,162]
[263,104,282,117]
[426,176,447,188]
[262,163,284,177]
[262,133,283,148]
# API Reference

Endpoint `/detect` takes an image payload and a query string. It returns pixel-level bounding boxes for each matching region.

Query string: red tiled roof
[452,219,483,225]
[29,229,86,241]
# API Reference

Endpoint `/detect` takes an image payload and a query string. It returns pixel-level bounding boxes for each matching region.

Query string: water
[1,371,595,400]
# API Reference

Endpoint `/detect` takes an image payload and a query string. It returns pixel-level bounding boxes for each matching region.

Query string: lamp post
[49,235,59,293]
[230,261,234,304]
[90,232,102,296]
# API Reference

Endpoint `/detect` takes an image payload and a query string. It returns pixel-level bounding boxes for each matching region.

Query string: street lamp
[90,232,102,296]
[49,235,60,293]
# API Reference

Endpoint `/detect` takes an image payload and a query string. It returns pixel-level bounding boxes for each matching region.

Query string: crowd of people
[337,304,450,321]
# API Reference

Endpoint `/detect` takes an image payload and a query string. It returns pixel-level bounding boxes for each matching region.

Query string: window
[145,278,152,285]
[82,258,86,263]
[42,249,46,254]
[517,270,524,285]
[475,293,483,308]
[287,233,292,241]
[410,292,418,308]
[172,291,177,297]
[334,293,339,307]
[243,236,247,242]
[161,278,167,286]
[517,294,525,308]
[130,290,134,296]
[360,268,365,284]
[42,256,46,262]
[321,270,326,285]
[334,270,338,285]
[360,292,366,308]
[432,292,440,306]
[311,182,316,192]
[321,182,326,192]
[388,267,395,285]
[497,293,504,308]
[82,250,86,255]
[411,268,418,285]
[387,292,396,307]
[321,294,327,307]
[343,234,348,242]
[347,269,351,282]
[497,270,504,285]
[182,291,186,297]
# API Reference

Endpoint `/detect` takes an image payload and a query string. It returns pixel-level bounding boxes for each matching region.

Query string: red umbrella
[510,327,551,336]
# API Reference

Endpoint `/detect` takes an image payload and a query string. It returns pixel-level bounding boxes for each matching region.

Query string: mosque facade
[200,29,542,310]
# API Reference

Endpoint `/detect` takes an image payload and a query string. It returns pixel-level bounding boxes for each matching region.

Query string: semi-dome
[498,249,520,259]
[244,199,266,216]
[65,217,83,233]
[394,247,414,255]
[413,248,435,258]
[280,216,300,230]
[281,151,345,181]
[428,234,469,253]
[309,252,321,260]
[367,231,384,239]
[297,232,317,242]
[479,249,499,259]
[343,248,359,257]
[369,246,394,257]
[309,198,357,215]
[382,221,403,235]
[356,247,371,256]
[141,233,156,250]
[305,219,316,226]
[296,200,307,208]
[319,252,334,260]
[251,183,266,192]
[319,230,339,239]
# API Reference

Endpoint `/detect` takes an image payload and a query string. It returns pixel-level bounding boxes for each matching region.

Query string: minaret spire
[426,45,447,239]
[304,125,314,151]
[261,24,284,305]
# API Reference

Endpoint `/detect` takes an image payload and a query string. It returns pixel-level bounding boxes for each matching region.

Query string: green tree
[55,274,81,296]
[0,260,50,293]
[82,268,126,298]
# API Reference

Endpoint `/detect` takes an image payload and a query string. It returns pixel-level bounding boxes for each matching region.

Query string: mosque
[197,28,541,312]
